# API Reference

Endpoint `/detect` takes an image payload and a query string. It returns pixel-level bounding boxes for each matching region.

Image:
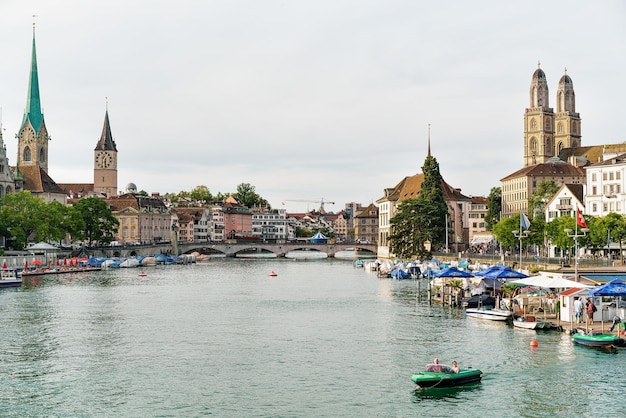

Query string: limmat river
[0,257,623,417]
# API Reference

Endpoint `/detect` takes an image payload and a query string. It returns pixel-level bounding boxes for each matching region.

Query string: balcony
[555,204,572,210]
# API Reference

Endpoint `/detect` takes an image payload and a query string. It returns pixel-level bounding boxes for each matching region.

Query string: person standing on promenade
[574,297,583,324]
[586,300,596,324]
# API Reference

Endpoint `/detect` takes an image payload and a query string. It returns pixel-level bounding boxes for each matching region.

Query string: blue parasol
[483,267,528,280]
[435,266,473,278]
[588,279,626,297]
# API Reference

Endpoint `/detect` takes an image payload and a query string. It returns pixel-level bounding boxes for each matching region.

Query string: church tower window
[23,147,32,161]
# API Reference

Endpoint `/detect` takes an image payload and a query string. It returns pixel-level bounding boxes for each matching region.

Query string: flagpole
[564,204,589,282]
[513,212,530,273]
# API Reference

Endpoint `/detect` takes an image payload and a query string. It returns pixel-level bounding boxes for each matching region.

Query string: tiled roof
[378,173,471,204]
[501,159,585,181]
[57,183,94,196]
[20,164,65,194]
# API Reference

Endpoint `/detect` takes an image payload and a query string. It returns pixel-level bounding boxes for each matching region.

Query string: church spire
[95,102,118,151]
[21,22,44,134]
[427,124,431,157]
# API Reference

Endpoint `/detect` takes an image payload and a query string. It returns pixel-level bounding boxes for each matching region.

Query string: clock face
[96,152,113,169]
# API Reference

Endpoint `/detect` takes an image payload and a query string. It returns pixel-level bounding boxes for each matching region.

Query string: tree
[484,187,501,231]
[389,152,448,260]
[529,180,559,220]
[0,191,47,250]
[389,198,422,258]
[189,185,213,202]
[234,183,270,209]
[72,197,119,245]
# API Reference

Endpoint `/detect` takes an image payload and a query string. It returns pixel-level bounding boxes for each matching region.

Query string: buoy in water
[530,339,539,347]
[268,271,277,277]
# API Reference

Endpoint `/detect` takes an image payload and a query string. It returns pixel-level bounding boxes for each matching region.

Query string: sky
[1,1,625,214]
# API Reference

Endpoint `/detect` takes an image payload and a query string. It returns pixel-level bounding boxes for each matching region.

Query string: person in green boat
[451,360,460,374]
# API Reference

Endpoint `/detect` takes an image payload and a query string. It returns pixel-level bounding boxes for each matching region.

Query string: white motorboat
[465,306,513,322]
[513,316,552,330]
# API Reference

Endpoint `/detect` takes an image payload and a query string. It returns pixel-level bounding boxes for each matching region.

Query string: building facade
[354,203,378,244]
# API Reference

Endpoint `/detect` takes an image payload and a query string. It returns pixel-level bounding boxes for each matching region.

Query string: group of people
[573,297,598,324]
[432,358,460,374]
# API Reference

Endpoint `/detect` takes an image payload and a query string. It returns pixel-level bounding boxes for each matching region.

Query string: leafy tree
[72,197,119,245]
[0,191,46,250]
[492,215,520,249]
[389,199,422,258]
[529,180,559,220]
[484,187,501,231]
[189,185,213,202]
[389,152,448,259]
[295,226,312,237]
[234,183,270,209]
[604,213,626,264]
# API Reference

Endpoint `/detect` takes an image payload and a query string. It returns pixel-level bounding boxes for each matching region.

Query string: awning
[470,236,494,245]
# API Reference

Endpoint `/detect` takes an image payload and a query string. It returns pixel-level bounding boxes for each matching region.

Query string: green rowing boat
[411,364,483,389]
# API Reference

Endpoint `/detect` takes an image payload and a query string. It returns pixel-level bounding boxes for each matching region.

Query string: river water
[0,257,623,417]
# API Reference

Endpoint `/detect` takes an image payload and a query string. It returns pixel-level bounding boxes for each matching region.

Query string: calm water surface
[0,258,624,417]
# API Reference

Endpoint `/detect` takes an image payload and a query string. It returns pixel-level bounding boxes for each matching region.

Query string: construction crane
[284,198,336,213]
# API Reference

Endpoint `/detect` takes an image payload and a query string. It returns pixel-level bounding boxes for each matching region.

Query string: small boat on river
[0,268,22,288]
[411,364,483,389]
[571,330,622,348]
[513,315,552,330]
[465,306,512,322]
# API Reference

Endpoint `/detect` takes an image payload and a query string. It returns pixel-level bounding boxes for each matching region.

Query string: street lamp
[564,226,589,282]
[513,229,530,271]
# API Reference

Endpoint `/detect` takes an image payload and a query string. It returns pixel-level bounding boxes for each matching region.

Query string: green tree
[529,180,559,220]
[0,191,47,250]
[389,152,448,259]
[72,197,119,245]
[189,185,213,202]
[484,187,502,231]
[234,183,270,208]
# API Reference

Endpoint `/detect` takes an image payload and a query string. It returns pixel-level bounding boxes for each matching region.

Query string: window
[592,173,597,182]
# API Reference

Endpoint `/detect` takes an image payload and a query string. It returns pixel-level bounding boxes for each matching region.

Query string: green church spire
[21,25,44,134]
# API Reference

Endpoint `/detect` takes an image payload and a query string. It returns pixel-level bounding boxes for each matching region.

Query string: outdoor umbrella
[435,266,473,278]
[588,279,626,297]
[474,264,508,277]
[483,267,528,280]
[2,261,6,269]
[31,259,44,265]
[510,276,591,289]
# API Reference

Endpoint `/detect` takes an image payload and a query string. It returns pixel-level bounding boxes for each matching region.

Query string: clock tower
[93,109,118,196]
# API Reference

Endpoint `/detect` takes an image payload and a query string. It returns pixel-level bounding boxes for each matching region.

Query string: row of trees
[493,211,626,263]
[165,183,270,209]
[0,192,119,251]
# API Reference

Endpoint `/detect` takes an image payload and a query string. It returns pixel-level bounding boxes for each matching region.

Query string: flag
[520,212,531,230]
[577,208,588,228]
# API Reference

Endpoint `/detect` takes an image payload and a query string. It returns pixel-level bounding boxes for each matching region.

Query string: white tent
[510,276,592,289]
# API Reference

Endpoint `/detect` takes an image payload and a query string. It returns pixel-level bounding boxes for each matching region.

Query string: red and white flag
[576,208,588,228]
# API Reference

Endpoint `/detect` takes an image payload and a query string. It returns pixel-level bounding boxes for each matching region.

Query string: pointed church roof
[19,164,65,194]
[20,26,44,134]
[94,110,118,151]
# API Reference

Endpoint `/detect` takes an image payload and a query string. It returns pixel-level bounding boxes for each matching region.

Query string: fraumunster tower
[17,22,50,173]
[93,106,118,196]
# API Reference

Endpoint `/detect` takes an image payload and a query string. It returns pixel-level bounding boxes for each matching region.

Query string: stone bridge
[178,242,377,258]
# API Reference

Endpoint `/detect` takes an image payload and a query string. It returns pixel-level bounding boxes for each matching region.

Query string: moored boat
[0,268,23,288]
[513,315,552,330]
[465,306,512,322]
[571,330,622,348]
[411,364,483,389]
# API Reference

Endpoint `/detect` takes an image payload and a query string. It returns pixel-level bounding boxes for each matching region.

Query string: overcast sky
[1,1,624,213]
